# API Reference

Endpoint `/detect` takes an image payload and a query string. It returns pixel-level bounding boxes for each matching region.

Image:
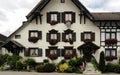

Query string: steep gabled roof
[26,0,94,20]
[92,13,120,21]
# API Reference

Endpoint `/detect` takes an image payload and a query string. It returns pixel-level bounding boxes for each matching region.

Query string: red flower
[50,20,58,25]
[105,56,117,61]
[105,39,118,45]
[64,53,73,59]
[49,39,58,45]
[28,37,39,43]
[48,54,58,60]
[83,39,92,43]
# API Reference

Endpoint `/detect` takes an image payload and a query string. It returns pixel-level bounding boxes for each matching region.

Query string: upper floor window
[106,32,116,39]
[15,35,21,39]
[62,12,75,24]
[47,12,60,25]
[28,30,42,43]
[62,29,76,44]
[47,29,60,45]
[81,32,95,42]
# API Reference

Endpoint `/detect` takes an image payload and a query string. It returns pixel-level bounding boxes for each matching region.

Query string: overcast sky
[0,0,120,36]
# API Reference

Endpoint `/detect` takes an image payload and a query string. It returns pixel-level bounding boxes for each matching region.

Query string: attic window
[61,0,65,3]
[47,12,60,25]
[15,35,21,39]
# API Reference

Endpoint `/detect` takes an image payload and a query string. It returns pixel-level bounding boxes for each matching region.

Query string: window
[61,46,76,59]
[105,48,117,57]
[29,30,42,39]
[47,29,60,45]
[62,29,76,43]
[47,12,60,25]
[61,0,65,3]
[106,32,116,39]
[81,32,95,41]
[62,12,75,23]
[24,48,42,57]
[15,35,21,39]
[46,47,60,56]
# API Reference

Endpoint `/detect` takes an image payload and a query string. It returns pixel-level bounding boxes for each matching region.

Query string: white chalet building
[2,0,120,63]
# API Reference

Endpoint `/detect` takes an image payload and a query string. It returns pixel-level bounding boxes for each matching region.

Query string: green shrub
[59,59,66,65]
[16,61,24,71]
[75,57,84,67]
[43,63,56,72]
[35,65,44,72]
[25,58,36,68]
[65,66,73,73]
[0,54,10,66]
[68,59,77,67]
[99,51,105,72]
[75,68,83,73]
[91,58,100,71]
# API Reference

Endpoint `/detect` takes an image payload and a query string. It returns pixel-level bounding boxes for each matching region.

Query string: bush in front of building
[25,58,36,69]
[43,63,56,72]
[16,61,24,71]
[35,64,44,72]
[99,51,105,72]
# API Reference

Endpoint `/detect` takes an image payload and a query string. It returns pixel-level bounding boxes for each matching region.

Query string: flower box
[50,20,58,25]
[64,53,73,59]
[83,39,92,43]
[105,39,118,45]
[105,56,117,61]
[28,37,39,43]
[49,39,58,45]
[65,38,73,44]
[48,54,58,60]
[64,20,73,27]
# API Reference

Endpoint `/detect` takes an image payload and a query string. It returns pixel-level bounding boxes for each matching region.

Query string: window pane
[111,33,116,39]
[66,50,72,54]
[68,34,72,39]
[101,33,105,41]
[84,34,91,39]
[51,34,57,39]
[30,49,38,56]
[105,50,110,56]
[51,14,57,21]
[106,33,110,39]
[111,50,116,56]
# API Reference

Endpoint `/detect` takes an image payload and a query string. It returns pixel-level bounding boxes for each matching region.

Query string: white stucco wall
[8,0,116,63]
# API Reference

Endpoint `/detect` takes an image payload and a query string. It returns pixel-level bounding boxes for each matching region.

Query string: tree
[99,51,105,72]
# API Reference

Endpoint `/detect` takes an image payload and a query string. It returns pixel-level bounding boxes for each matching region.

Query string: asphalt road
[0,71,119,75]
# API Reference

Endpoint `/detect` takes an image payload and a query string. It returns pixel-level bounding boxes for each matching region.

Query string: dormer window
[47,29,60,45]
[62,29,76,44]
[47,12,60,25]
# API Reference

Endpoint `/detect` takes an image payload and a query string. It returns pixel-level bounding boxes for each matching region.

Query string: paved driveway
[0,71,119,75]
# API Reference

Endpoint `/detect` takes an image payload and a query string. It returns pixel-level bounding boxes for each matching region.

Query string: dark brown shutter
[38,49,42,56]
[72,12,75,23]
[24,48,30,57]
[72,33,76,41]
[47,12,51,23]
[46,49,50,56]
[91,32,95,41]
[57,33,61,41]
[46,33,50,42]
[38,31,42,39]
[57,13,60,23]
[62,12,65,23]
[61,49,65,56]
[62,33,65,42]
[81,33,84,41]
[57,49,60,56]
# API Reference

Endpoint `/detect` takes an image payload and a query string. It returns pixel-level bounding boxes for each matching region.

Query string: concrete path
[0,71,119,75]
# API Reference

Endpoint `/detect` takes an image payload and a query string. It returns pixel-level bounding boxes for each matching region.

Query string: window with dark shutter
[47,12,60,25]
[61,0,65,3]
[27,48,42,57]
[62,29,76,44]
[62,12,76,24]
[81,32,95,42]
[24,48,30,57]
[47,29,60,45]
